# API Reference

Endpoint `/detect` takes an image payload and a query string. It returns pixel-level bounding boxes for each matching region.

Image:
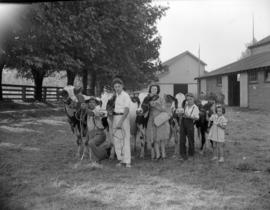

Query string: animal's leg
[139,132,145,158]
[83,135,91,161]
[76,137,83,159]
[174,130,179,156]
[151,146,155,160]
[200,127,206,151]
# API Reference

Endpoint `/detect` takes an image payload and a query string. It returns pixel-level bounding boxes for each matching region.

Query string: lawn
[0,107,269,210]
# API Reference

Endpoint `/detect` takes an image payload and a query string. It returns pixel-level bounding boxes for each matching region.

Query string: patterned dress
[146,95,171,146]
[208,114,228,143]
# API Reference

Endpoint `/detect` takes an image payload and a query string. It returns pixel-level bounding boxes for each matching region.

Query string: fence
[2,84,63,101]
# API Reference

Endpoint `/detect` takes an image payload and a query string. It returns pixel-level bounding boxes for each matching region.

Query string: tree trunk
[0,64,3,101]
[89,71,96,96]
[32,69,45,101]
[82,68,88,95]
[66,70,76,86]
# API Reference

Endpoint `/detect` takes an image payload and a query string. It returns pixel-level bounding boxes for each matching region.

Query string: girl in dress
[208,105,228,162]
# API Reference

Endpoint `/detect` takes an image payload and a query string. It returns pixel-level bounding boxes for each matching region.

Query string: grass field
[0,107,269,210]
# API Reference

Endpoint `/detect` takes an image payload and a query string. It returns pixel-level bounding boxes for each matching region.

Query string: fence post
[43,87,47,101]
[22,86,26,101]
[56,87,60,101]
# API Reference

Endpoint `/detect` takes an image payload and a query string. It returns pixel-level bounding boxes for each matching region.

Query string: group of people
[62,77,228,168]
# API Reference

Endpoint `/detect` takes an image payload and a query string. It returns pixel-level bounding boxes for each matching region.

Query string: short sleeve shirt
[114,91,131,113]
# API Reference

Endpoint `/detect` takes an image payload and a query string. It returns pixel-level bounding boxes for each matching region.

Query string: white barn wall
[200,79,207,93]
[159,84,173,96]
[188,84,198,96]
[158,52,205,96]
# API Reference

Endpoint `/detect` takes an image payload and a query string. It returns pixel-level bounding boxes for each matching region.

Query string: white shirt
[184,104,199,119]
[114,90,131,113]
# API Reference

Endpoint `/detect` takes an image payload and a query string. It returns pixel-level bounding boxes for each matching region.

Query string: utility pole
[197,44,201,96]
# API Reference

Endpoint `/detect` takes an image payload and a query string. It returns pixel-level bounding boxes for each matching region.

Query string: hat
[185,92,194,98]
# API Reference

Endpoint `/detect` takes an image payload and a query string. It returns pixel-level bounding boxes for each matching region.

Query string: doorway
[174,84,188,96]
[228,74,240,106]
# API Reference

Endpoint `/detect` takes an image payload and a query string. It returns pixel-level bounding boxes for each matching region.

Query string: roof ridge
[162,50,206,66]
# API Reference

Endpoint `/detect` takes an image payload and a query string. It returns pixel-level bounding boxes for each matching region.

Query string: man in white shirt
[112,77,132,168]
[179,93,199,160]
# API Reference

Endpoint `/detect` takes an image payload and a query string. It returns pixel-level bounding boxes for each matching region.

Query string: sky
[154,0,270,71]
[0,1,270,72]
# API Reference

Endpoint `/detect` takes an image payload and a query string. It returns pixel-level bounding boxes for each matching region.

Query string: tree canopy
[4,0,167,100]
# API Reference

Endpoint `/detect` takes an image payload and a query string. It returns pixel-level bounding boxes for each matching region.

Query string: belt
[113,112,124,115]
[183,117,194,121]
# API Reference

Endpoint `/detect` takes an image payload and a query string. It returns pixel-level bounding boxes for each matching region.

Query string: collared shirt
[114,90,131,113]
[184,104,199,119]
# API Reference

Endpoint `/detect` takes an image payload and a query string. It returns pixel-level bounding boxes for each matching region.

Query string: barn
[197,35,270,111]
[157,51,206,96]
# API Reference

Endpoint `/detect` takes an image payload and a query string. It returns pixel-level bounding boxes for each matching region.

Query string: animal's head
[165,94,178,108]
[131,96,140,106]
[106,94,116,115]
[62,85,78,103]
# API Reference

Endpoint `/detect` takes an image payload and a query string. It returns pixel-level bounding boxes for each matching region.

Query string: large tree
[5,0,167,99]
[48,0,167,94]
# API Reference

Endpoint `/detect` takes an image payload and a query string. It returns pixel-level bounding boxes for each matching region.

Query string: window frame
[216,76,222,87]
[248,71,258,83]
[264,69,270,83]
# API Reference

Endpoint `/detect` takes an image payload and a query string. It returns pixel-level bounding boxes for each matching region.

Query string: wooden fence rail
[2,84,63,101]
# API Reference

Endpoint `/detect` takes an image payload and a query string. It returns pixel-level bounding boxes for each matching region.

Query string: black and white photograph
[0,0,269,209]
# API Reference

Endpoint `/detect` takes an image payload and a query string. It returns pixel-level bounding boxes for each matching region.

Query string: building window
[248,71,258,83]
[265,70,270,82]
[217,76,222,86]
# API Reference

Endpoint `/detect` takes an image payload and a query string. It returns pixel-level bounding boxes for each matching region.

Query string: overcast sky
[1,1,270,72]
[155,0,270,71]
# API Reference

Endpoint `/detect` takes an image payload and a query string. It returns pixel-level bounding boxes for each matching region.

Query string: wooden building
[158,51,206,96]
[197,35,270,111]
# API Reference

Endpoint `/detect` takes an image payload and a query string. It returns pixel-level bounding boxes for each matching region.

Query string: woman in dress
[146,85,171,160]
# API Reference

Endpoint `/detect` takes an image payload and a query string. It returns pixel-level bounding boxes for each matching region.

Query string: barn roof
[196,51,270,79]
[248,35,270,49]
[162,50,207,67]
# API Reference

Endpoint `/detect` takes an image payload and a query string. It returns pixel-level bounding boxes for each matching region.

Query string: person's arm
[191,105,200,120]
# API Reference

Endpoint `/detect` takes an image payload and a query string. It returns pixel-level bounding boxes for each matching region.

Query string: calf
[61,86,89,159]
[194,101,214,153]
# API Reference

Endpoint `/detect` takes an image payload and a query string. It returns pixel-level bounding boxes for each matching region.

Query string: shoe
[218,157,224,163]
[155,156,161,161]
[211,156,218,161]
[91,162,103,169]
[125,163,131,168]
[116,162,123,167]
[199,150,204,155]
